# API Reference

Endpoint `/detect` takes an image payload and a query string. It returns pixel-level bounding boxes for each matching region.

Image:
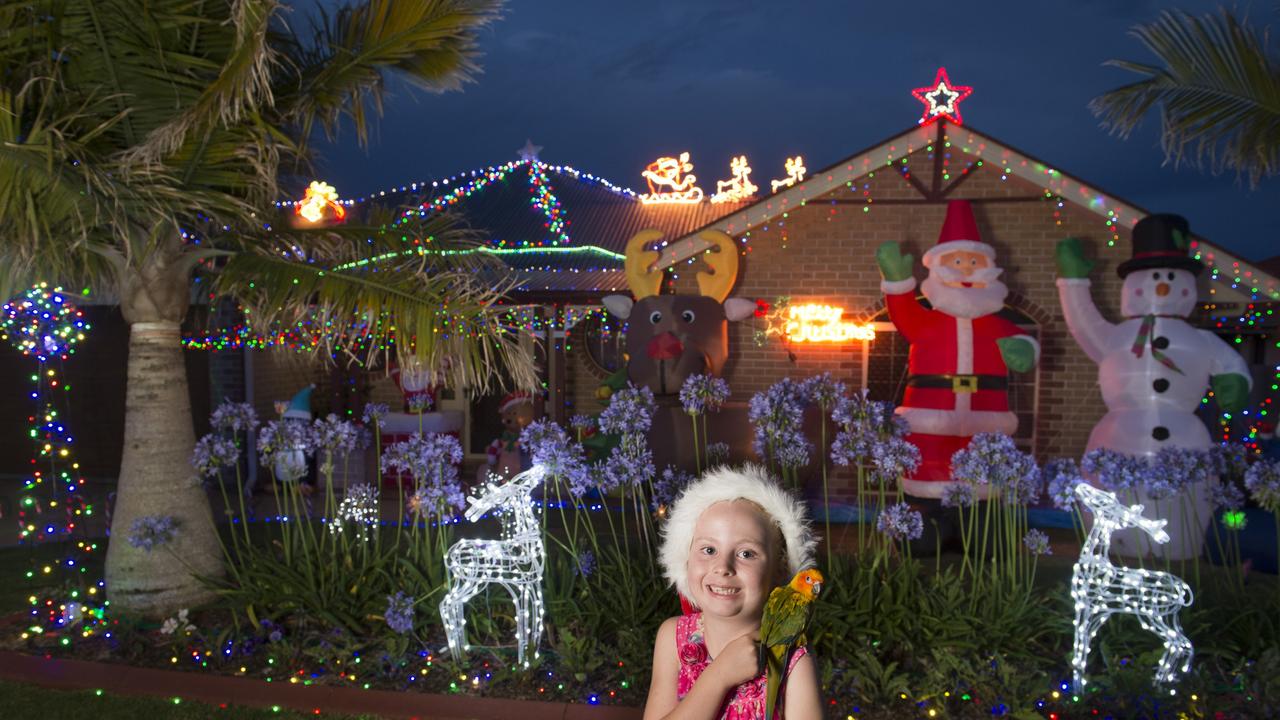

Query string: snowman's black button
[1153,378,1170,393]
[1153,336,1170,350]
[1152,426,1170,441]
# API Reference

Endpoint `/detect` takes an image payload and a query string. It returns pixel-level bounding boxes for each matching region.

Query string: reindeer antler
[695,230,739,303]
[624,229,665,300]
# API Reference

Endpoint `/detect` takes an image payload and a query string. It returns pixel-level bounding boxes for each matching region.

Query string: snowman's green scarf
[1130,314,1184,375]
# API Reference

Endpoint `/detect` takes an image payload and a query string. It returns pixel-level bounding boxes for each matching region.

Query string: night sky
[313,0,1279,262]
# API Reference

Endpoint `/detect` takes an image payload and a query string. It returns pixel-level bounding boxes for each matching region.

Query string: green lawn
[0,680,385,719]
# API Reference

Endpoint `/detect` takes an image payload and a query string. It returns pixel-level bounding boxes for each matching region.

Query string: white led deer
[440,465,546,667]
[1071,483,1194,693]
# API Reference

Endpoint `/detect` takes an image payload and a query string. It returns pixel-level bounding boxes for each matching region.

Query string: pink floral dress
[675,612,808,720]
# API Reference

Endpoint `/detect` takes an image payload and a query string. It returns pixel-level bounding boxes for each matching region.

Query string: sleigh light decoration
[1070,483,1194,692]
[602,229,755,396]
[639,152,704,204]
[440,466,547,667]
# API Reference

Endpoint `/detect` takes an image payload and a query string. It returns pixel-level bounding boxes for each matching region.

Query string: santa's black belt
[907,374,1007,393]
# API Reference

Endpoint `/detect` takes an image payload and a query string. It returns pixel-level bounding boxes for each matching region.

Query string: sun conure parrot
[758,567,823,720]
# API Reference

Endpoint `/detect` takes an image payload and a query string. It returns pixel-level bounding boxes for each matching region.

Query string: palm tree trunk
[104,321,224,616]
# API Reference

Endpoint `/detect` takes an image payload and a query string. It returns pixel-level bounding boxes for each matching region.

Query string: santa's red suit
[881,201,1038,498]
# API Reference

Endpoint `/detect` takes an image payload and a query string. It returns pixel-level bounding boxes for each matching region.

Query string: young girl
[644,465,823,720]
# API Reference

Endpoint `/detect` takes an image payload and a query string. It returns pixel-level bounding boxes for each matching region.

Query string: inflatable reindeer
[602,229,755,396]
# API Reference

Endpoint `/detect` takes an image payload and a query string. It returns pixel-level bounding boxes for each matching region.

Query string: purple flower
[257,420,316,464]
[867,437,921,486]
[211,401,259,437]
[599,445,655,492]
[941,482,976,509]
[1244,459,1280,512]
[381,432,463,485]
[1210,480,1246,512]
[191,434,240,478]
[679,373,731,415]
[361,402,389,426]
[749,378,811,469]
[384,591,415,635]
[950,434,1038,500]
[1023,529,1052,556]
[1043,458,1082,511]
[1081,448,1146,492]
[801,373,846,409]
[569,414,596,432]
[599,384,656,435]
[876,502,923,541]
[829,390,908,469]
[313,414,363,457]
[706,442,730,467]
[576,550,596,578]
[1208,443,1250,479]
[407,393,433,413]
[1148,447,1211,498]
[409,478,466,518]
[520,419,593,497]
[652,466,694,511]
[127,515,179,552]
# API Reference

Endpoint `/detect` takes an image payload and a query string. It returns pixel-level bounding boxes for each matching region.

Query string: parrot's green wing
[759,585,816,720]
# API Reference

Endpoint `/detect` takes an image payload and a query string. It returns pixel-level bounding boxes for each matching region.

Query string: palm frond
[1090,8,1280,186]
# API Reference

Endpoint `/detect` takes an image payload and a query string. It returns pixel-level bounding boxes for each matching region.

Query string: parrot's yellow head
[788,567,824,600]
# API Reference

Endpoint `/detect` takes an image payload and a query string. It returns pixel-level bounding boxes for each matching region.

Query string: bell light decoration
[1070,483,1193,693]
[440,466,547,667]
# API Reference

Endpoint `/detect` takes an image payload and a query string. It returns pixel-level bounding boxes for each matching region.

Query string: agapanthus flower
[1210,480,1246,512]
[257,420,316,464]
[191,434,240,479]
[576,550,597,578]
[380,432,463,485]
[830,389,906,439]
[599,384,656,435]
[876,502,924,541]
[1043,458,1082,511]
[652,466,694,511]
[210,401,259,437]
[1244,459,1280,513]
[519,419,593,496]
[384,591,415,635]
[679,373,731,415]
[521,419,571,463]
[127,515,179,552]
[1081,448,1146,492]
[408,478,467,519]
[599,446,655,492]
[706,442,730,467]
[1208,443,1250,480]
[313,414,363,457]
[802,373,847,409]
[1148,447,1211,498]
[950,434,1038,499]
[867,437,921,486]
[331,484,379,538]
[361,402,389,426]
[1022,529,1052,556]
[407,393,433,413]
[749,378,811,468]
[941,482,976,509]
[569,414,596,432]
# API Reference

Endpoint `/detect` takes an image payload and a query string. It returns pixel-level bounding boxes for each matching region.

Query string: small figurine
[274,384,315,494]
[482,391,537,481]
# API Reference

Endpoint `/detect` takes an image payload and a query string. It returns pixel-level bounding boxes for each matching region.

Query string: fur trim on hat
[922,240,996,267]
[659,465,817,603]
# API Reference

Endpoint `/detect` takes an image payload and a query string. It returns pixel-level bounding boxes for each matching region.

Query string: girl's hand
[707,630,760,689]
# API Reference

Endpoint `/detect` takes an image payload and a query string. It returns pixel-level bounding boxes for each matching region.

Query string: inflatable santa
[876,200,1039,498]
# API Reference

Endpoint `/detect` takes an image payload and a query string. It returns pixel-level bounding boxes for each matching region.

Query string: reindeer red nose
[647,332,684,360]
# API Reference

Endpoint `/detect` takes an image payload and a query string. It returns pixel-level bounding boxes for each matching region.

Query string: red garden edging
[0,650,643,720]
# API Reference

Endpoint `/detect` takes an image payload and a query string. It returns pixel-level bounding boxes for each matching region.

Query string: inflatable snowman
[1055,214,1250,559]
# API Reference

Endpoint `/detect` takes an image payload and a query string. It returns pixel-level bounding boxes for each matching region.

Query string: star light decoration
[1070,483,1194,693]
[911,67,973,126]
[440,466,547,668]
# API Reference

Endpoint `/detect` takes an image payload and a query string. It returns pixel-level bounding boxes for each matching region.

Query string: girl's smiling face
[686,500,782,621]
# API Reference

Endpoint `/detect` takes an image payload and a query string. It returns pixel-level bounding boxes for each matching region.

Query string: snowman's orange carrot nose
[1156,282,1170,297]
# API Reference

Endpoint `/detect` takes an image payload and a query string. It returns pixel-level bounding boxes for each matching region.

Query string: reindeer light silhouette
[1070,483,1194,692]
[440,466,546,667]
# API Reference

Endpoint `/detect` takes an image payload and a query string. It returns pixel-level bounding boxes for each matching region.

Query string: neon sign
[783,304,875,343]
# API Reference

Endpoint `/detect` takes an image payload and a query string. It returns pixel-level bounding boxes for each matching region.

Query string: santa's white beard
[920,266,1009,318]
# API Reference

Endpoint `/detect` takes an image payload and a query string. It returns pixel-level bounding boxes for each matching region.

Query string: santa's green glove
[876,241,915,283]
[1055,237,1095,279]
[997,337,1037,373]
[1211,373,1249,413]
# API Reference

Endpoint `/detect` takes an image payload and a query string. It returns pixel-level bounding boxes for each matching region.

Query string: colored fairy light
[296,181,347,224]
[440,466,547,668]
[911,67,973,126]
[770,156,807,192]
[1070,483,1193,693]
[710,155,757,204]
[639,152,704,204]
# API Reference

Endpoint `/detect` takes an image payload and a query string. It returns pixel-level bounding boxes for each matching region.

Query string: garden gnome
[481,391,537,481]
[275,384,314,490]
[1056,214,1250,558]
[876,200,1039,498]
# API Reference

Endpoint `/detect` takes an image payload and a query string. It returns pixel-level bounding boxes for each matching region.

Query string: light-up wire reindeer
[1070,483,1194,692]
[439,466,546,667]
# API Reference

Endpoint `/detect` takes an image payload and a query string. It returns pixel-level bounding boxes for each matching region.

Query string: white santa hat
[659,465,817,603]
[922,200,995,268]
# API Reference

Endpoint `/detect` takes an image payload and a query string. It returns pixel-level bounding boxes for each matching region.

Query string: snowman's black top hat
[1117,213,1204,278]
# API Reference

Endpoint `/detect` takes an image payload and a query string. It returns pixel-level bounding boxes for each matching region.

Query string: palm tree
[1090,7,1280,187]
[0,0,533,617]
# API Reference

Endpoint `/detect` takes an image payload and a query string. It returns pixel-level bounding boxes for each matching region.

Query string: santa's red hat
[499,391,534,413]
[923,200,996,268]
